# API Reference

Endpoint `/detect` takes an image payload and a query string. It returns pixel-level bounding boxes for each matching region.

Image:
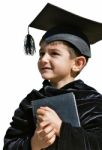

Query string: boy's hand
[37,106,62,136]
[31,124,56,150]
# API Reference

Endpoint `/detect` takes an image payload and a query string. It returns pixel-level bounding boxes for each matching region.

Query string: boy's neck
[50,78,74,89]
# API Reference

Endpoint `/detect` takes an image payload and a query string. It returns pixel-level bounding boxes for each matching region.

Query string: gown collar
[42,79,85,96]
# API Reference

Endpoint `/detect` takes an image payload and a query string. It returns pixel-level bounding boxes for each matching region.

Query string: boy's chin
[42,76,52,80]
[41,75,53,81]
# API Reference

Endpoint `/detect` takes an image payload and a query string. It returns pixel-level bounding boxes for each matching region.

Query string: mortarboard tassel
[24,26,36,55]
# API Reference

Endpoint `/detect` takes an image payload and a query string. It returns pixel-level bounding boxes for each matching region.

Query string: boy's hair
[62,41,89,62]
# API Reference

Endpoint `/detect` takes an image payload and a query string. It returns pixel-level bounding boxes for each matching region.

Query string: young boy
[3,3,102,150]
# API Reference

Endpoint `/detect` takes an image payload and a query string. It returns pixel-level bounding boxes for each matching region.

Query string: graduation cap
[24,3,102,57]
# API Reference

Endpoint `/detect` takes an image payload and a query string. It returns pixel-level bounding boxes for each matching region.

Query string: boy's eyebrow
[49,48,62,53]
[39,47,63,53]
[39,48,42,52]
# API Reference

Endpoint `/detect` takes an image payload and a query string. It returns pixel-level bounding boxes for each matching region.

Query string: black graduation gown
[3,80,102,150]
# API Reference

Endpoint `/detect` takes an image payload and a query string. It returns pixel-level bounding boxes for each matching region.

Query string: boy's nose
[41,53,50,62]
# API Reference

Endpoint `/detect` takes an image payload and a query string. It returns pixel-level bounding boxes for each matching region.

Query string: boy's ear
[72,56,87,72]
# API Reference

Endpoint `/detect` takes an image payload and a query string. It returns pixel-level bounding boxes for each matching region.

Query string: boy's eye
[51,52,60,55]
[39,52,45,57]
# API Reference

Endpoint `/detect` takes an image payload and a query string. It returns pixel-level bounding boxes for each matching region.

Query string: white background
[0,0,102,149]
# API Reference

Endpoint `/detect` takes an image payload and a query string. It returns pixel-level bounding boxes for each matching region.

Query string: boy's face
[38,41,78,84]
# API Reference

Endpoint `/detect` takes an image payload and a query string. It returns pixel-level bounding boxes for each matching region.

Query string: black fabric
[39,26,91,57]
[29,3,102,45]
[3,79,102,150]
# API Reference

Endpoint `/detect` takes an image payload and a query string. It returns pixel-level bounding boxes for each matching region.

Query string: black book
[31,92,80,127]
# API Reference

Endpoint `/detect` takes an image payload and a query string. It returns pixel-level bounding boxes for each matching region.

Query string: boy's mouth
[41,67,52,69]
[41,67,52,71]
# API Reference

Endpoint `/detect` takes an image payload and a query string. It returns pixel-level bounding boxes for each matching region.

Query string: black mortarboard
[24,3,102,57]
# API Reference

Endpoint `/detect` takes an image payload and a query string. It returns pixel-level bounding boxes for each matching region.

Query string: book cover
[31,92,80,127]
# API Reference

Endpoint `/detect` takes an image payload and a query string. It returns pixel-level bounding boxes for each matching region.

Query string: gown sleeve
[3,96,36,150]
[57,97,102,150]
